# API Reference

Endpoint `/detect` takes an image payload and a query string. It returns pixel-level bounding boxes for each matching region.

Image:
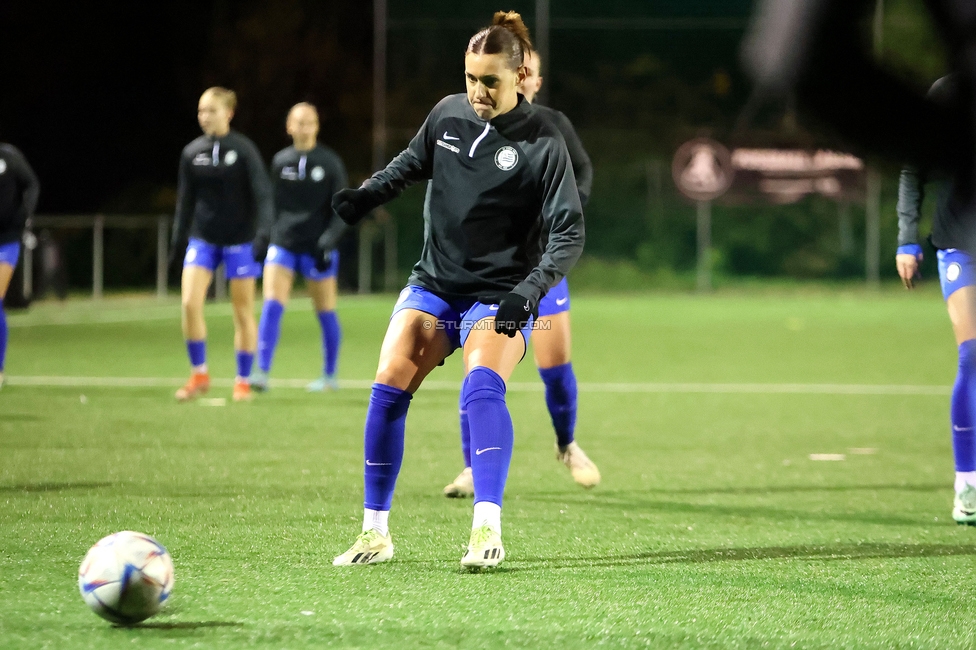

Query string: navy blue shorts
[265,245,339,280]
[0,242,20,268]
[538,278,570,317]
[391,285,534,351]
[937,248,976,300]
[183,238,262,279]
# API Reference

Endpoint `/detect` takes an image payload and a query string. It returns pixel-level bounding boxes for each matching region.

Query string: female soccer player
[249,102,348,392]
[331,11,584,569]
[443,43,600,498]
[171,87,273,402]
[0,143,40,389]
[896,74,976,525]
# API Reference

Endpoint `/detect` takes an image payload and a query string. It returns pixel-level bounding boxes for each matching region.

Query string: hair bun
[491,11,533,52]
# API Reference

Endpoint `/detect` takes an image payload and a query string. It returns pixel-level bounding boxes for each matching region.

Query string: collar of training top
[467,94,534,133]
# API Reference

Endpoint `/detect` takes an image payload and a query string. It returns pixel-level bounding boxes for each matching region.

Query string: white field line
[3,376,952,396]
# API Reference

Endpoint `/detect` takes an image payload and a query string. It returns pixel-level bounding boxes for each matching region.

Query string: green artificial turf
[2,287,975,648]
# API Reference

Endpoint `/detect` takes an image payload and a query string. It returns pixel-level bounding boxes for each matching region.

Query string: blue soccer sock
[235,351,254,380]
[317,310,341,377]
[462,367,514,509]
[459,390,472,468]
[257,299,285,373]
[186,339,206,372]
[952,340,976,490]
[539,362,578,449]
[0,298,7,372]
[363,383,413,511]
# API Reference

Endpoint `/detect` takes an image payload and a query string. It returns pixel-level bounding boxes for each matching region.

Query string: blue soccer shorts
[391,285,534,351]
[0,242,20,268]
[538,278,570,317]
[937,248,976,300]
[183,238,262,279]
[265,244,339,281]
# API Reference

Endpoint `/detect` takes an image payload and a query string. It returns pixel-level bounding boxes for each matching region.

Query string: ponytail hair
[467,10,533,70]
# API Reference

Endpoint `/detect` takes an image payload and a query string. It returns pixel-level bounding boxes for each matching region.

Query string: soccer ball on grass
[78,530,174,625]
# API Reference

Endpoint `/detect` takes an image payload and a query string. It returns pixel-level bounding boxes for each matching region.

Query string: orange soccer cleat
[232,379,254,402]
[175,372,210,402]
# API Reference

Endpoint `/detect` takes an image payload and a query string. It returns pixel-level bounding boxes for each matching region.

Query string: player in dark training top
[0,144,40,389]
[249,103,348,393]
[443,37,600,499]
[171,87,273,403]
[896,74,976,525]
[331,12,584,570]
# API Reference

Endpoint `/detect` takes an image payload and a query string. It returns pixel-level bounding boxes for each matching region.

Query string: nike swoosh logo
[489,305,499,311]
[365,460,392,466]
[475,447,501,455]
[955,426,974,432]
[555,297,568,306]
[443,132,460,140]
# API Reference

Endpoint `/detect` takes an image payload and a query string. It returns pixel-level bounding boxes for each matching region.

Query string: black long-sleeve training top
[172,131,273,248]
[534,105,592,207]
[358,93,585,304]
[897,74,976,252]
[0,144,40,245]
[270,144,348,254]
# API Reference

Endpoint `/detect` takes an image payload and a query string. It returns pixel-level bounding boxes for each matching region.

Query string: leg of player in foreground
[333,308,452,567]
[899,247,976,524]
[176,262,213,401]
[444,282,599,496]
[251,258,295,392]
[0,245,17,389]
[942,270,976,524]
[305,270,341,392]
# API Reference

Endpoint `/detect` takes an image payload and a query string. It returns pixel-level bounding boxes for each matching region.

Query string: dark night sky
[0,0,751,215]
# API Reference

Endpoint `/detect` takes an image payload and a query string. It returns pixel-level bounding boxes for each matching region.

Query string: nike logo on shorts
[237,266,250,274]
[489,305,499,311]
[475,447,501,455]
[443,132,460,140]
[366,460,392,466]
[555,297,568,306]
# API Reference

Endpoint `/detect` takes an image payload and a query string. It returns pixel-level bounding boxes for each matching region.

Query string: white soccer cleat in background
[557,441,601,488]
[460,525,505,569]
[443,467,474,498]
[333,530,394,566]
[953,484,976,526]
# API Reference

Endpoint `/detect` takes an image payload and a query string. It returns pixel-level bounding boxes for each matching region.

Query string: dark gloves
[493,291,538,338]
[252,234,270,265]
[314,246,334,273]
[167,239,187,267]
[332,188,379,226]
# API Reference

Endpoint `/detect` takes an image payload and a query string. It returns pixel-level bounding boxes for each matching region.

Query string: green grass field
[3,287,976,648]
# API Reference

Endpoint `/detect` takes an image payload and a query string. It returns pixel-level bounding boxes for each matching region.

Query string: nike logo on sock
[954,426,974,432]
[366,460,392,466]
[443,132,460,140]
[555,297,568,306]
[475,447,501,455]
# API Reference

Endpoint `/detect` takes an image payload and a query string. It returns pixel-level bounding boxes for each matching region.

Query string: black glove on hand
[167,240,186,267]
[251,234,270,265]
[332,188,378,225]
[314,246,334,273]
[493,291,538,338]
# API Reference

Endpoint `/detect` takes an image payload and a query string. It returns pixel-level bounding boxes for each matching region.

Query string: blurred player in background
[330,11,584,569]
[443,39,600,498]
[249,103,348,393]
[0,143,40,389]
[170,87,273,403]
[896,75,976,526]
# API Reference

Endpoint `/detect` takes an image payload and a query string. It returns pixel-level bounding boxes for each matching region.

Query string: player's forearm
[896,166,924,245]
[360,149,427,207]
[514,213,585,304]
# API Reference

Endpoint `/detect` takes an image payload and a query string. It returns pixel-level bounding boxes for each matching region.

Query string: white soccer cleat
[953,484,976,526]
[460,525,505,569]
[443,467,474,498]
[332,530,394,566]
[557,441,601,488]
